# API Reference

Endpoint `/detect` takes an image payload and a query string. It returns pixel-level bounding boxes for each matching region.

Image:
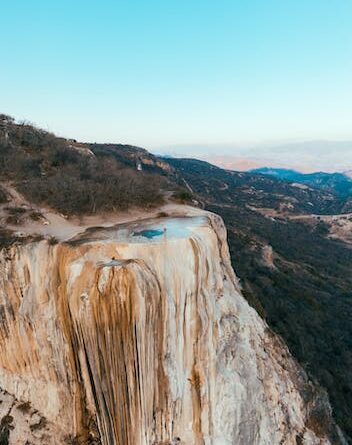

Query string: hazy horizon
[4,112,352,173]
[154,140,352,174]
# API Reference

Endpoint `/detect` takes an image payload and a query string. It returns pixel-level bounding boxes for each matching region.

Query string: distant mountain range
[160,140,352,174]
[250,167,352,197]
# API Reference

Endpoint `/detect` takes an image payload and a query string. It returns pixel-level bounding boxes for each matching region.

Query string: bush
[0,187,7,204]
[0,117,167,215]
[174,188,193,202]
[29,211,43,221]
[0,227,19,248]
[47,236,59,245]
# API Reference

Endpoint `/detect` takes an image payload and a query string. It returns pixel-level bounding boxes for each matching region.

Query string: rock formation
[0,212,344,444]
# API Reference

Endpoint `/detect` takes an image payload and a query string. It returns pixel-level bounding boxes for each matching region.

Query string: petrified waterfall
[0,213,342,444]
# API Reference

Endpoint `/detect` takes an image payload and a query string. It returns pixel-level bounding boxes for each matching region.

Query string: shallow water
[129,216,207,242]
[132,229,164,239]
[69,216,208,245]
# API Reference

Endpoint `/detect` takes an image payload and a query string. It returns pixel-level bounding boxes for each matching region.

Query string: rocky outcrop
[0,212,344,444]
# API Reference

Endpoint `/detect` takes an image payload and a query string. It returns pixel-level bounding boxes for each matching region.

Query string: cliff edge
[0,210,344,445]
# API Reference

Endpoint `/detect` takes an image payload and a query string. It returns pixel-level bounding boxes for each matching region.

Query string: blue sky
[1,0,352,149]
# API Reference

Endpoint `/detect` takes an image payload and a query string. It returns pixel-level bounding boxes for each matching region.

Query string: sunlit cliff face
[0,213,342,444]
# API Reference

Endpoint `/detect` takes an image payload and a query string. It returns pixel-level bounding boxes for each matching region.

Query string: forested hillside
[0,114,171,215]
[167,157,352,442]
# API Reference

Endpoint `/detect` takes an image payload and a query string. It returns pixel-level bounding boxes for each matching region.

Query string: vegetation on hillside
[251,167,352,199]
[168,157,348,215]
[167,157,352,442]
[0,114,168,215]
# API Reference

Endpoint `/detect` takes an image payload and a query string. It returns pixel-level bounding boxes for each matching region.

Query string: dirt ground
[0,182,202,241]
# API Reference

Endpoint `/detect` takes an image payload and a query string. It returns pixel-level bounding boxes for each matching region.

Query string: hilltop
[251,167,352,198]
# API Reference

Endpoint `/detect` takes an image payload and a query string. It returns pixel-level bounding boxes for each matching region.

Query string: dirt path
[0,182,202,241]
[247,204,352,246]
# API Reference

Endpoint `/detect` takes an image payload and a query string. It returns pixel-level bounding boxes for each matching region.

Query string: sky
[1,0,352,156]
[192,141,352,173]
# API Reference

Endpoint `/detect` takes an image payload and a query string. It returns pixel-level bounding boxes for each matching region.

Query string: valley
[166,157,352,442]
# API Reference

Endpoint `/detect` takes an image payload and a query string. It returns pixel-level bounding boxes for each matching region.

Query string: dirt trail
[247,203,352,246]
[0,182,202,241]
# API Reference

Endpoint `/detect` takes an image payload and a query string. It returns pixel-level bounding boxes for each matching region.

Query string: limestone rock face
[0,213,344,444]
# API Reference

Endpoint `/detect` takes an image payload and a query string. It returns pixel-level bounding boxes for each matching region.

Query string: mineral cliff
[0,211,344,444]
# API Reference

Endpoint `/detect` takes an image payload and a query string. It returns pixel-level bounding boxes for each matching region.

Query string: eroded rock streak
[0,215,343,444]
